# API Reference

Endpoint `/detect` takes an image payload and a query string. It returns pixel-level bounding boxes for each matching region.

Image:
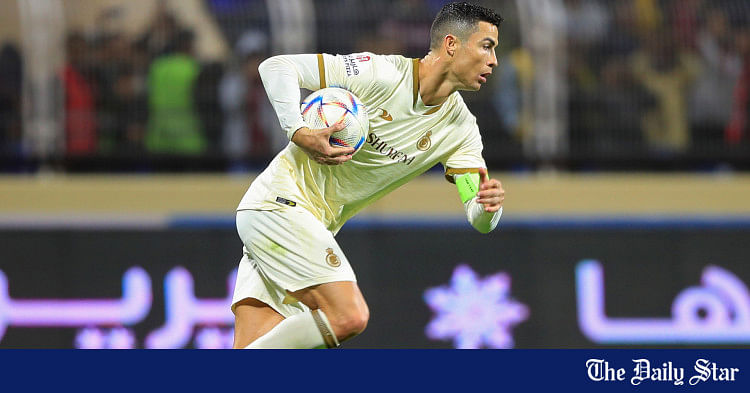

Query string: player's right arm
[258,54,354,164]
[292,122,353,165]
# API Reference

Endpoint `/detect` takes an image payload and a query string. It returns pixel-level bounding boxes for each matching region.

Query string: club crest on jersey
[325,248,341,267]
[417,130,432,151]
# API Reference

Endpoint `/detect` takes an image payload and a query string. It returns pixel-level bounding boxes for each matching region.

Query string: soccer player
[232,2,505,348]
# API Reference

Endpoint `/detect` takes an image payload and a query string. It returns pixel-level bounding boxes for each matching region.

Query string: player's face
[452,21,499,91]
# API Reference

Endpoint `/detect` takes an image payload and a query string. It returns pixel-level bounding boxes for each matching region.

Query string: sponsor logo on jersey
[342,55,361,76]
[366,133,416,165]
[325,248,341,267]
[417,130,432,151]
[342,53,372,77]
[379,108,393,121]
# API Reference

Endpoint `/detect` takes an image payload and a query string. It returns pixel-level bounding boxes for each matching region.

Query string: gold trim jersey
[238,52,487,234]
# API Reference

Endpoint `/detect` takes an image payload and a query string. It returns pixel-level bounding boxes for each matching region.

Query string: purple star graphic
[424,264,529,349]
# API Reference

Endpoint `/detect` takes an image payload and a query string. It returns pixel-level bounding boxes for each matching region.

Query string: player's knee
[355,307,369,334]
[338,314,368,338]
[330,308,369,339]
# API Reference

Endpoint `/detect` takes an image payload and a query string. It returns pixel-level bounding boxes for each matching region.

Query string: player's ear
[444,34,458,57]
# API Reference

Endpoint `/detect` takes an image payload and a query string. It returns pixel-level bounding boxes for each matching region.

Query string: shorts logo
[325,248,341,267]
[417,130,432,151]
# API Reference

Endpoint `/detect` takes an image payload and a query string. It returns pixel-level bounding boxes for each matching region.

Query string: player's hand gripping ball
[300,88,370,156]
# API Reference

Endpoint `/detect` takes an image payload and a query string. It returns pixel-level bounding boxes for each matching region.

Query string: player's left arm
[444,113,503,234]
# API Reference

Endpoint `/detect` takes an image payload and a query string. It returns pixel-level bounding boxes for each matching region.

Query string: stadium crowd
[0,0,748,172]
[561,0,750,161]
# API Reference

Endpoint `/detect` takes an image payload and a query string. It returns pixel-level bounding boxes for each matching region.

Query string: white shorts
[231,207,356,317]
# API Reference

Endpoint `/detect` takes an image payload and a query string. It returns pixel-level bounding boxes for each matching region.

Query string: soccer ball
[300,87,369,155]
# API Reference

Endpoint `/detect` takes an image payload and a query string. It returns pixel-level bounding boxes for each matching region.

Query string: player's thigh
[237,207,357,295]
[232,297,285,349]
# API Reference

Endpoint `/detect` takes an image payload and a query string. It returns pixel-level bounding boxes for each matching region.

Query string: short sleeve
[442,118,487,183]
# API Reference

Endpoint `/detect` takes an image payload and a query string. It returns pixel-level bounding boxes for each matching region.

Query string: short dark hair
[429,2,504,50]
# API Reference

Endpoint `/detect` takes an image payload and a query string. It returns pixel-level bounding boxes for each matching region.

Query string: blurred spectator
[145,30,205,155]
[62,33,98,156]
[93,33,146,153]
[599,1,639,59]
[111,64,148,154]
[564,0,609,49]
[689,6,742,146]
[725,27,750,144]
[195,61,225,155]
[668,0,703,50]
[354,33,405,56]
[564,0,608,157]
[315,0,380,55]
[136,1,181,61]
[631,31,700,153]
[206,0,270,49]
[493,48,533,140]
[633,0,662,32]
[0,43,23,156]
[593,57,648,153]
[219,30,285,169]
[378,0,434,58]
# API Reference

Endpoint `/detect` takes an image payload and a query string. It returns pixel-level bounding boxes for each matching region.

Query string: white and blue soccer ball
[300,87,369,155]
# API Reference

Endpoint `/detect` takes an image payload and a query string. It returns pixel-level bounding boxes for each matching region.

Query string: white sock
[244,309,338,349]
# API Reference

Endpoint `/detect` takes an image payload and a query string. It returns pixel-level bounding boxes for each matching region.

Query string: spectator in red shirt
[62,33,98,156]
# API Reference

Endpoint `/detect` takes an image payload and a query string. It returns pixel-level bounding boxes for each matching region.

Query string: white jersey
[238,52,487,234]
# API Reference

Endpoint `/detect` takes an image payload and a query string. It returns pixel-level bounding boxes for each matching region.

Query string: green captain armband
[455,172,481,203]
